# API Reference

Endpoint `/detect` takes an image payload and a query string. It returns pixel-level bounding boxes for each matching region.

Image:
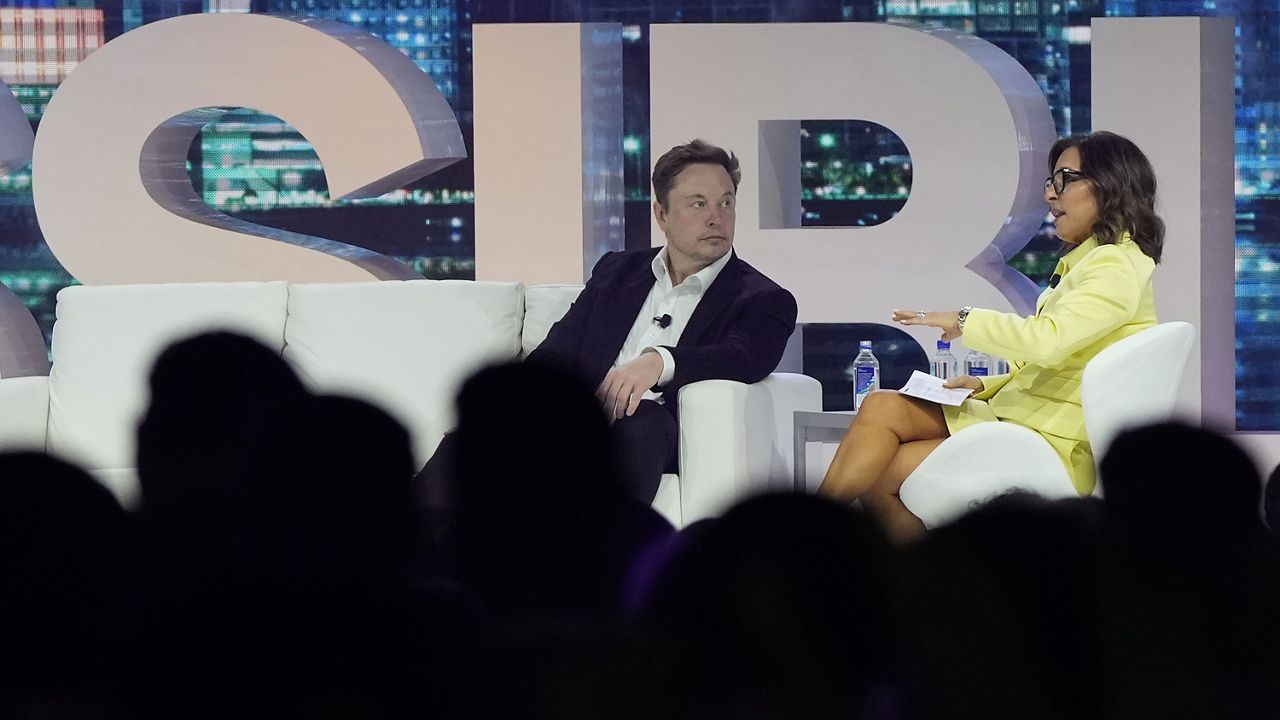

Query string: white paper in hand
[897,370,973,407]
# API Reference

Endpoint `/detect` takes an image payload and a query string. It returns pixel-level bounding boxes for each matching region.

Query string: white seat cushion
[283,279,524,467]
[47,282,290,473]
[521,284,583,357]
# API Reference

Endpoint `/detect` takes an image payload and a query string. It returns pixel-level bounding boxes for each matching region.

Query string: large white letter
[32,14,466,284]
[650,22,1056,341]
[1091,17,1236,427]
[472,23,624,284]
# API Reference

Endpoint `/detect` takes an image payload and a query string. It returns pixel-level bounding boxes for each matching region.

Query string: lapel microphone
[652,314,672,329]
[1049,273,1061,288]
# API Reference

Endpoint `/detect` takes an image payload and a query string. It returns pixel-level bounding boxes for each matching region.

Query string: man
[527,139,798,502]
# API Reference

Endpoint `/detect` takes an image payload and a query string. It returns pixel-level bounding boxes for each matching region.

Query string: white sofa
[0,279,821,528]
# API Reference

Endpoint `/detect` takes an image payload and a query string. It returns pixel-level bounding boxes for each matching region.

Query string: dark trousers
[612,399,679,504]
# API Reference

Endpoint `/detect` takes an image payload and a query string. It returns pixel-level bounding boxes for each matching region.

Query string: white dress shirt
[612,247,733,403]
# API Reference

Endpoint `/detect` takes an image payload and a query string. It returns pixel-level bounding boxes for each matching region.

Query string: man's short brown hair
[651,139,741,210]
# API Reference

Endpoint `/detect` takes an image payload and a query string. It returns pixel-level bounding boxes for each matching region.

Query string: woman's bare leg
[860,438,946,542]
[818,390,949,502]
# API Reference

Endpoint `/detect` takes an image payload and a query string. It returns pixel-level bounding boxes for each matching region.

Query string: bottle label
[968,366,989,376]
[855,366,877,396]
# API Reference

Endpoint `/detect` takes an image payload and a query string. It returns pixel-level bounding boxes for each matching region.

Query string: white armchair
[898,321,1196,528]
[662,373,820,527]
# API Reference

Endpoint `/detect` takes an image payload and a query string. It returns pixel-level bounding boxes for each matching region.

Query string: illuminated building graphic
[0,7,102,84]
[0,6,103,125]
[0,7,104,201]
[800,121,913,228]
[207,0,252,12]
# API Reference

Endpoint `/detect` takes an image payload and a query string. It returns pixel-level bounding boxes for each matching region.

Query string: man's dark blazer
[526,247,798,411]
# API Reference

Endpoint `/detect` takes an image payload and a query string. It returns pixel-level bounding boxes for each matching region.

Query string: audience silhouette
[4,335,1279,719]
[131,332,475,717]
[635,492,898,719]
[1098,422,1280,720]
[900,493,1108,720]
[0,452,132,716]
[446,360,672,627]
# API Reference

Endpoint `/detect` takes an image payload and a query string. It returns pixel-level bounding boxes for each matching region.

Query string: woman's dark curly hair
[1050,131,1165,263]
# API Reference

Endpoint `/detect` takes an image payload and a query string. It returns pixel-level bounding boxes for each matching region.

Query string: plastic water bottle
[930,340,959,380]
[995,358,1010,375]
[852,340,880,412]
[965,348,993,378]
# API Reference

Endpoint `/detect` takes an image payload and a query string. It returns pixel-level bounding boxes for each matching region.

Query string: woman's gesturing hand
[892,309,963,341]
[942,374,984,394]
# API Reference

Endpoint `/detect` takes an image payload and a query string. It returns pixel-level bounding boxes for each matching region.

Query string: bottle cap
[937,340,950,349]
[859,340,873,349]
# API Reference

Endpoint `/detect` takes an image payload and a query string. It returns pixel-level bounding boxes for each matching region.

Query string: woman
[819,131,1164,541]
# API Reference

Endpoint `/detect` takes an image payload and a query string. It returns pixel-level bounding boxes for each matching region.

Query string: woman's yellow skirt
[941,398,1097,496]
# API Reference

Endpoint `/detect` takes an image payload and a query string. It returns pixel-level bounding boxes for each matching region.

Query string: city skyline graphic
[0,0,1276,427]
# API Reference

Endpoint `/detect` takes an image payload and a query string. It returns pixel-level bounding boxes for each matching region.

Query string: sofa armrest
[0,376,49,452]
[676,372,822,524]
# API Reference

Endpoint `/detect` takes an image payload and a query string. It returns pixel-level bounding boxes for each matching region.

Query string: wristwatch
[957,306,973,333]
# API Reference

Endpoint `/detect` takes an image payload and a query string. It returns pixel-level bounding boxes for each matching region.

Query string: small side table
[792,410,855,492]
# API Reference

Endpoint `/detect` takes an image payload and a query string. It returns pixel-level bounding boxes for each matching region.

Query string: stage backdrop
[0,2,1276,469]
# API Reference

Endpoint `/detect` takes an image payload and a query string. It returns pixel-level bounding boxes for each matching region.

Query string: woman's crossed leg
[818,390,949,541]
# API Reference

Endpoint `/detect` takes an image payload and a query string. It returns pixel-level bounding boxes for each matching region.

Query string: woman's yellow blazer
[943,234,1158,494]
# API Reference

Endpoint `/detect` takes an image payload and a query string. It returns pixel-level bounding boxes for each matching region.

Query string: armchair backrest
[521,285,583,357]
[48,282,290,473]
[283,279,525,466]
[1081,321,1196,464]
[45,279,527,477]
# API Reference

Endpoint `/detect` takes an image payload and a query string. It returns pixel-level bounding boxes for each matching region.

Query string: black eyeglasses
[1044,168,1087,194]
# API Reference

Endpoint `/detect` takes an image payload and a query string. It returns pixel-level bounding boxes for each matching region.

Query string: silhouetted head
[245,393,419,580]
[136,330,309,516]
[449,360,626,619]
[0,452,130,701]
[902,493,1106,720]
[453,359,620,512]
[637,493,894,716]
[1100,422,1262,541]
[1101,427,1280,718]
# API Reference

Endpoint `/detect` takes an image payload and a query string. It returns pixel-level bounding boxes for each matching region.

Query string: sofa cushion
[47,282,290,473]
[522,284,583,357]
[283,279,524,467]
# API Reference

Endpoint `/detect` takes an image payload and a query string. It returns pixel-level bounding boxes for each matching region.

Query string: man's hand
[597,351,664,421]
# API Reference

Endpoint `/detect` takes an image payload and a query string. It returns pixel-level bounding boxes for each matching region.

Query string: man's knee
[613,401,677,446]
[612,402,678,502]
